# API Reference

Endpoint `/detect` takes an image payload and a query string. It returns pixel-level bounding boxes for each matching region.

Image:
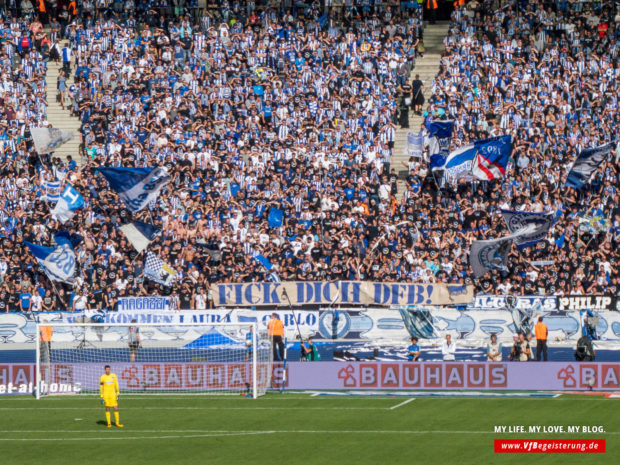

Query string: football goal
[35,322,272,399]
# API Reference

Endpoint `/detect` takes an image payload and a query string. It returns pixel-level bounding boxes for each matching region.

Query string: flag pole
[130,249,144,265]
[47,278,68,311]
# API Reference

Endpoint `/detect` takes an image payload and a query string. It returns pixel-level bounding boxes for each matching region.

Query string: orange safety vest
[40,326,53,342]
[534,322,547,341]
[69,1,77,15]
[267,318,284,337]
[426,0,438,9]
[38,0,45,13]
[453,0,465,6]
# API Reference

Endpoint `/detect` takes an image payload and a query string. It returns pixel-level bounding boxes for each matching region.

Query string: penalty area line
[389,398,415,410]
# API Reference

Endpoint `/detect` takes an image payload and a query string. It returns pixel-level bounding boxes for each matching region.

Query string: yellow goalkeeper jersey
[100,373,119,398]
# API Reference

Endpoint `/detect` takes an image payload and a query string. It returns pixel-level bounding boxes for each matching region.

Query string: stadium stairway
[45,44,81,164]
[394,21,450,195]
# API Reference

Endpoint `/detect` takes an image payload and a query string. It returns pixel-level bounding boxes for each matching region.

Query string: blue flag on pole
[120,221,160,253]
[427,121,454,170]
[24,240,76,284]
[51,183,84,223]
[565,142,614,189]
[99,167,171,213]
[472,135,513,181]
[268,207,284,228]
[254,254,273,271]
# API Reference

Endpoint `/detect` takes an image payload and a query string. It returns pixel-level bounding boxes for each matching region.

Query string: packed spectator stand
[0,0,618,314]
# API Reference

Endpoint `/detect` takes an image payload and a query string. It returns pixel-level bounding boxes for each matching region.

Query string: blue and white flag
[30,127,74,154]
[442,143,477,180]
[472,135,512,181]
[51,183,84,223]
[99,167,171,213]
[24,241,76,284]
[501,210,555,248]
[120,221,160,253]
[43,179,61,202]
[144,251,177,286]
[404,130,424,158]
[565,142,614,189]
[427,121,454,170]
[470,237,512,278]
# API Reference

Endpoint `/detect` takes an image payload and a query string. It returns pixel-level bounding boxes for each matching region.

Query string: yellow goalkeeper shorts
[102,396,118,408]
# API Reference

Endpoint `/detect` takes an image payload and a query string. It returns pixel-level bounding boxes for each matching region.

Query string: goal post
[35,322,272,399]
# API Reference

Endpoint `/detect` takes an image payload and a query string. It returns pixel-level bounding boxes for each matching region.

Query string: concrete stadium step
[393,23,448,195]
[45,53,81,164]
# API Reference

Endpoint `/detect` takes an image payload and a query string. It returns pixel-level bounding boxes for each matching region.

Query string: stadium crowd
[0,0,618,312]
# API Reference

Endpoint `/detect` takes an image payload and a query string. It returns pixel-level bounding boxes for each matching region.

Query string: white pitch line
[0,406,386,411]
[1,429,617,435]
[389,398,415,410]
[0,432,275,441]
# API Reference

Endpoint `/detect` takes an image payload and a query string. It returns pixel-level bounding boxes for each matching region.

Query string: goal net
[35,323,272,398]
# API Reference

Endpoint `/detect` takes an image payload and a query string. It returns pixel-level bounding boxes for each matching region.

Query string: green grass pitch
[0,393,617,465]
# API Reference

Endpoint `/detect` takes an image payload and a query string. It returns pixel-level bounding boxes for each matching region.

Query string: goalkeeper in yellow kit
[100,365,123,428]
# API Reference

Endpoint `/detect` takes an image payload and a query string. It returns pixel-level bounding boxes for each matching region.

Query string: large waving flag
[427,121,454,170]
[144,251,177,286]
[471,135,512,181]
[99,167,170,213]
[30,127,74,154]
[442,143,477,180]
[565,142,614,189]
[25,240,76,284]
[470,237,512,278]
[440,135,512,182]
[404,130,424,158]
[501,210,556,248]
[470,225,545,278]
[51,183,84,223]
[120,221,160,253]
